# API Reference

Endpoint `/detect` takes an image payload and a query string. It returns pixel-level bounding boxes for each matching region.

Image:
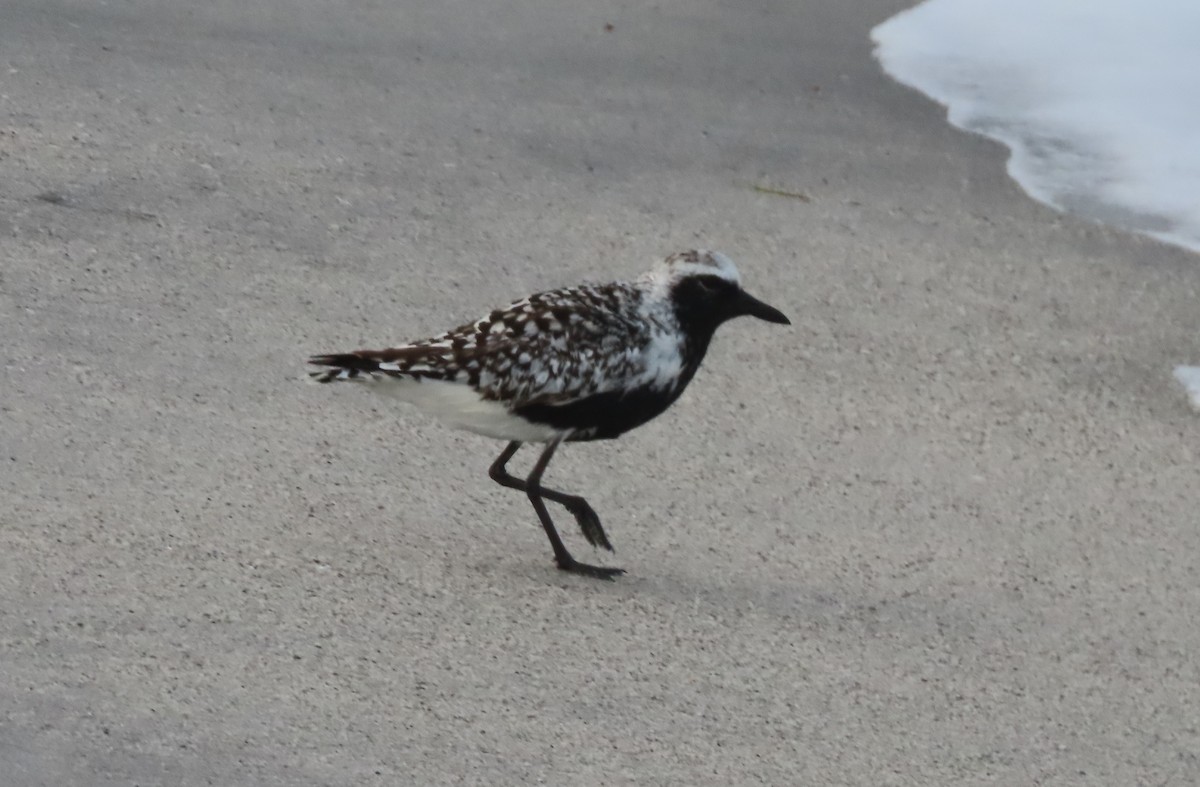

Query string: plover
[309,250,790,579]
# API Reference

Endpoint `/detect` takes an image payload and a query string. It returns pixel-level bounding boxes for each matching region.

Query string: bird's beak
[735,289,791,325]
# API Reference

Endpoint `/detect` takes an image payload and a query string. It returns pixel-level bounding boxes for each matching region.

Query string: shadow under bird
[308,250,790,579]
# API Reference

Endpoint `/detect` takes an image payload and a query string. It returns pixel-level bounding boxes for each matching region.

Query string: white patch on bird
[363,378,565,441]
[490,322,506,334]
[633,328,685,390]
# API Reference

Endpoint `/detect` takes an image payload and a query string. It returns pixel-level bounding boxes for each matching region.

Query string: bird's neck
[635,287,720,397]
[658,305,718,400]
[671,291,722,350]
[677,326,716,387]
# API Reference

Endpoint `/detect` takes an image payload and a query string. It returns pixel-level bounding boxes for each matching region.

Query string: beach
[2,0,1199,784]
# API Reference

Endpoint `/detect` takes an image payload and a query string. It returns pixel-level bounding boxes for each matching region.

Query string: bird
[308,249,790,579]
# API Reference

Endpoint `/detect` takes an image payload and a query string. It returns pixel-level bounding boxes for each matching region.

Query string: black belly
[514,384,684,441]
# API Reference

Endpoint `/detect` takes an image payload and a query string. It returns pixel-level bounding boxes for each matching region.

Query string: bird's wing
[458,283,655,407]
[309,283,657,403]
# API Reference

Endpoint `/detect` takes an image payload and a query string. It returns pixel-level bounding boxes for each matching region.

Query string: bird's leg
[526,439,625,579]
[488,442,613,552]
[490,439,624,579]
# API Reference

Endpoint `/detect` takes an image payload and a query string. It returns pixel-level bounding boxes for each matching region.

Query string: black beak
[736,289,791,325]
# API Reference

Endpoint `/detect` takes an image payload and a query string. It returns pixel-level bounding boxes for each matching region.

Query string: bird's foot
[556,556,626,580]
[563,499,613,552]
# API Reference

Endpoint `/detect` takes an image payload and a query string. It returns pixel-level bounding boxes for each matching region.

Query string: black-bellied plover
[309,250,790,579]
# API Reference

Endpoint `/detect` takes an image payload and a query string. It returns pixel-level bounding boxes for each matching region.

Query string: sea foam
[1174,367,1200,412]
[872,0,1200,255]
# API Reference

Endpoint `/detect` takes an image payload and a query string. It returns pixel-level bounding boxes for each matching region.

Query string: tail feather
[308,344,459,384]
[307,352,385,383]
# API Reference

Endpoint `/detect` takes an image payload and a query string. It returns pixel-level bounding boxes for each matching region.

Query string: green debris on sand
[748,183,811,202]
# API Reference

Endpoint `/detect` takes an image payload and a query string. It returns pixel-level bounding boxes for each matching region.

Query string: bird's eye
[695,278,719,294]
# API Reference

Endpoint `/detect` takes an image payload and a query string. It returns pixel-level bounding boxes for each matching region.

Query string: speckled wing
[308,282,655,407]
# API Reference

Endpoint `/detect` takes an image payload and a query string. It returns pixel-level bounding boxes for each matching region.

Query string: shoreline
[873,0,1200,257]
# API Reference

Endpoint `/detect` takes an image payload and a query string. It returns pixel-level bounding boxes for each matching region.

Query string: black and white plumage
[309,249,790,578]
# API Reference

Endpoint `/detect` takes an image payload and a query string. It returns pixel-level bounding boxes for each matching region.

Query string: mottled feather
[309,282,674,404]
[308,250,754,442]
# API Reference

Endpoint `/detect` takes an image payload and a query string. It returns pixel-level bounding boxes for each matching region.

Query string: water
[1175,367,1200,412]
[872,0,1200,255]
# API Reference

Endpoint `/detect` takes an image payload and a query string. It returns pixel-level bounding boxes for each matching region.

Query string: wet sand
[3,0,1199,784]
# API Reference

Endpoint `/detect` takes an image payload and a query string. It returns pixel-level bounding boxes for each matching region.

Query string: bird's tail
[307,353,386,383]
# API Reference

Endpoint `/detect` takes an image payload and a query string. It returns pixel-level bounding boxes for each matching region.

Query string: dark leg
[490,440,624,579]
[488,442,613,552]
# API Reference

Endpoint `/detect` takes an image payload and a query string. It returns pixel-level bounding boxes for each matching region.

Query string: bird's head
[650,250,790,330]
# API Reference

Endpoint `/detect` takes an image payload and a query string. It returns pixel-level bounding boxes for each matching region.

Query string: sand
[3,0,1199,784]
